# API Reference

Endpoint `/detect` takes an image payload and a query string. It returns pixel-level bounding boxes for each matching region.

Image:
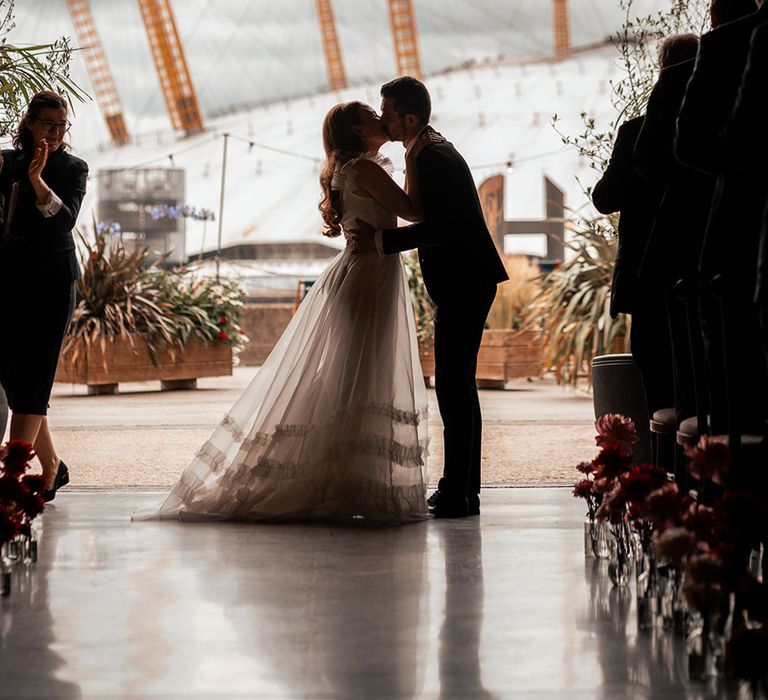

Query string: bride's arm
[351,159,422,222]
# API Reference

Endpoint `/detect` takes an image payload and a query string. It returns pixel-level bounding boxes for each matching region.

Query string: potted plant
[55,223,247,393]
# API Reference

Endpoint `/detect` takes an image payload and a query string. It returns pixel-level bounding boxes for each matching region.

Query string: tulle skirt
[135,249,429,524]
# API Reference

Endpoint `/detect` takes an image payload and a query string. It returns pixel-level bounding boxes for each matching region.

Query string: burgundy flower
[726,627,768,681]
[684,552,729,613]
[219,314,227,325]
[0,475,23,503]
[1,440,35,475]
[685,435,730,484]
[638,482,686,528]
[592,443,633,482]
[595,413,639,454]
[0,510,20,544]
[681,503,717,545]
[573,478,594,499]
[576,461,595,475]
[595,484,627,524]
[20,474,46,496]
[218,330,229,342]
[652,526,696,565]
[619,464,669,504]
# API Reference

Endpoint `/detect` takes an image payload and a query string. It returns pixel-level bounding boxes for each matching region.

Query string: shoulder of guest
[62,151,89,174]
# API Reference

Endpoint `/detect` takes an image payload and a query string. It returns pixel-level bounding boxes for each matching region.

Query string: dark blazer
[675,7,765,175]
[592,116,663,317]
[380,131,508,304]
[675,5,768,283]
[0,146,88,284]
[724,21,768,300]
[635,59,714,283]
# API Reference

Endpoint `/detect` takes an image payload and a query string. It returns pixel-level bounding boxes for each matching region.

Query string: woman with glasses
[0,90,88,501]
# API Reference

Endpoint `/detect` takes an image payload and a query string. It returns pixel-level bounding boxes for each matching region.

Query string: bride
[137,102,430,524]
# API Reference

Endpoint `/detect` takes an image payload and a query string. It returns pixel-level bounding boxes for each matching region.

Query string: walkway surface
[0,489,726,699]
[45,369,597,488]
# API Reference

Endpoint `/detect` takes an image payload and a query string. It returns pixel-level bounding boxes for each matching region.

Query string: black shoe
[429,490,480,515]
[429,493,469,518]
[43,461,70,503]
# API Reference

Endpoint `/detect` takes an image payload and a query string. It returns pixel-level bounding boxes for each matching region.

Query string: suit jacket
[675,4,768,283]
[0,146,88,284]
[592,116,663,317]
[380,131,508,305]
[635,59,715,283]
[724,21,768,300]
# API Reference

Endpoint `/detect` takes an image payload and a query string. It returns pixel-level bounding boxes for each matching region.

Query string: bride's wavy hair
[319,101,366,237]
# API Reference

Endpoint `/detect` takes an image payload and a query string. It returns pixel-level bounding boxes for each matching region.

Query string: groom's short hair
[381,76,431,125]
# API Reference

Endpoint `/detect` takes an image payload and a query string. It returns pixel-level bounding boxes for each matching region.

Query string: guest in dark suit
[592,115,671,439]
[0,91,88,501]
[634,34,711,429]
[726,19,768,358]
[675,0,768,439]
[356,76,508,517]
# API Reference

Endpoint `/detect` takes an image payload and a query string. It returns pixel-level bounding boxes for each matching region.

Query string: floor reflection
[583,558,742,699]
[435,520,495,700]
[188,522,430,698]
[0,507,82,699]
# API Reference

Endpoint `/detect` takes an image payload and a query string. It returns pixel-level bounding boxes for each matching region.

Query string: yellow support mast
[387,0,423,79]
[137,0,204,136]
[66,0,130,146]
[316,0,348,91]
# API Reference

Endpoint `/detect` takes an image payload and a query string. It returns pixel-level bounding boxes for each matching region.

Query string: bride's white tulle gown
[136,152,429,524]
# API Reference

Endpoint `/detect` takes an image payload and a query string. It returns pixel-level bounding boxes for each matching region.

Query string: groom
[356,76,509,517]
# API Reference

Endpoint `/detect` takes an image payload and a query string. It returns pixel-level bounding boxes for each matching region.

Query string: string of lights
[85,130,569,183]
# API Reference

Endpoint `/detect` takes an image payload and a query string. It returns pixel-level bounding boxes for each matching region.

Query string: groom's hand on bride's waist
[348,218,380,255]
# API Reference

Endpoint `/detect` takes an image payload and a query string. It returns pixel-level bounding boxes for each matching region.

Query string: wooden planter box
[419,329,542,389]
[55,335,232,394]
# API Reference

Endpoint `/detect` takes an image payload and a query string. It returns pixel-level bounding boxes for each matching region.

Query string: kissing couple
[136,76,508,525]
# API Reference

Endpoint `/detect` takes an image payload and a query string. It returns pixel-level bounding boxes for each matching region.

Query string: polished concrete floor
[0,489,732,699]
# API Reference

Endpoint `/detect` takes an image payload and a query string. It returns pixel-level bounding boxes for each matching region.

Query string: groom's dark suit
[379,129,508,510]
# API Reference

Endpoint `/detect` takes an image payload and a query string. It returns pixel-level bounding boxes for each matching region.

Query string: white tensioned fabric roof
[6,0,674,253]
[77,45,622,255]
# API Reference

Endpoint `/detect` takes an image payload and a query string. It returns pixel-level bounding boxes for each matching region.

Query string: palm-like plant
[0,1,87,138]
[528,218,629,386]
[537,0,709,387]
[65,224,248,365]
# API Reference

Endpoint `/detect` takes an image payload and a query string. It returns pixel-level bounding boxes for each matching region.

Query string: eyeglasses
[33,119,72,134]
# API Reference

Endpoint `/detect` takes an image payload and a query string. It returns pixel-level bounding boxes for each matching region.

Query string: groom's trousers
[433,284,497,498]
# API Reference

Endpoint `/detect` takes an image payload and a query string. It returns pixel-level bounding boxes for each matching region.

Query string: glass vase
[636,550,662,630]
[687,612,726,681]
[584,515,610,559]
[608,522,633,587]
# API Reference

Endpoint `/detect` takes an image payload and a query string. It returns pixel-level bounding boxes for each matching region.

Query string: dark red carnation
[0,475,24,503]
[576,461,595,475]
[592,443,632,482]
[594,413,639,454]
[638,482,686,528]
[20,474,46,496]
[619,464,669,504]
[1,440,35,475]
[573,479,594,499]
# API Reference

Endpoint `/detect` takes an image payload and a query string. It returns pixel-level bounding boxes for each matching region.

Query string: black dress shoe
[429,493,469,518]
[43,461,70,503]
[429,490,480,516]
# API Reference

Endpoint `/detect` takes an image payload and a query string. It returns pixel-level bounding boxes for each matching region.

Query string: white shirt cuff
[375,229,385,257]
[36,190,63,218]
